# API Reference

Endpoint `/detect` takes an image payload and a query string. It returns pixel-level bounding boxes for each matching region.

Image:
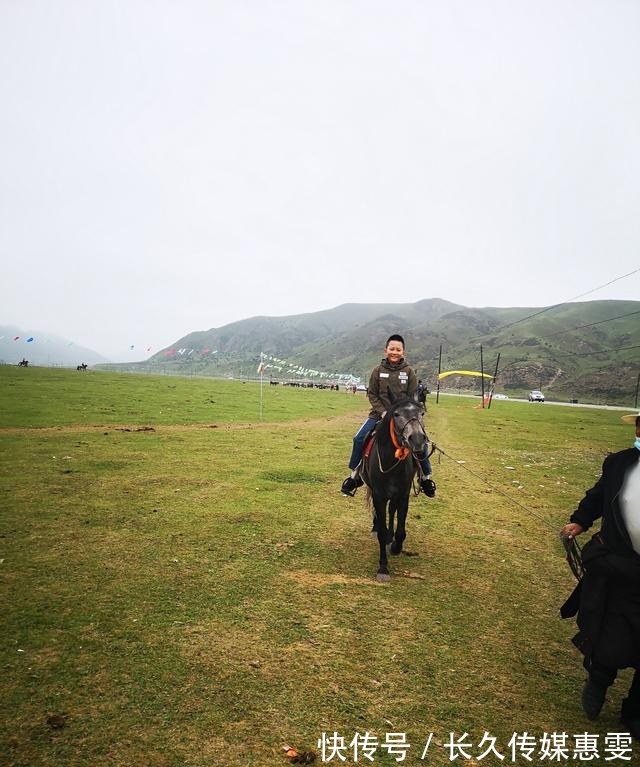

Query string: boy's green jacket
[367,357,417,418]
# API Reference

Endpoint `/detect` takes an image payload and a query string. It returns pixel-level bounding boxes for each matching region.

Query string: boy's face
[384,340,404,364]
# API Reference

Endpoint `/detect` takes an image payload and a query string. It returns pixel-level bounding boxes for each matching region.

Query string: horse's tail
[364,483,372,510]
[360,456,373,513]
[363,484,377,533]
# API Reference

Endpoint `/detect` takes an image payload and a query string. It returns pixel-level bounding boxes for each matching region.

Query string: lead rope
[389,419,410,460]
[430,442,583,580]
[411,441,437,496]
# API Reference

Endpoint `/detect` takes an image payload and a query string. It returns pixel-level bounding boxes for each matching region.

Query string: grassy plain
[1,365,637,766]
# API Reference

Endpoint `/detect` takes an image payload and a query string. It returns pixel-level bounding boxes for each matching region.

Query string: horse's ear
[387,387,395,404]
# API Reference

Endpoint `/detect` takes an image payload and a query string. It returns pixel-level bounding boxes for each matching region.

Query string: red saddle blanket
[363,432,376,459]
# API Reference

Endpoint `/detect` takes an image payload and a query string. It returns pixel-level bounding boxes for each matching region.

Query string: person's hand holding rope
[560,522,584,540]
[559,522,585,581]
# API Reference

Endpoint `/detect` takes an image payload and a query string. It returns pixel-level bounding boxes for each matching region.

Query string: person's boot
[341,475,363,497]
[420,478,436,497]
[620,698,640,740]
[582,678,607,720]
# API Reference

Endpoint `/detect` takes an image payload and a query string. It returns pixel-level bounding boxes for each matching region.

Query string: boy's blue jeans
[348,417,433,476]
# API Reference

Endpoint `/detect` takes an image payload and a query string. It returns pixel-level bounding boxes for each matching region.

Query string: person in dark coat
[560,410,640,738]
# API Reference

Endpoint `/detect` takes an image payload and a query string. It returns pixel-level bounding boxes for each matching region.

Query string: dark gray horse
[360,395,428,581]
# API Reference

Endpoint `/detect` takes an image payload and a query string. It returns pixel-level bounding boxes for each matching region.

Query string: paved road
[435,391,635,412]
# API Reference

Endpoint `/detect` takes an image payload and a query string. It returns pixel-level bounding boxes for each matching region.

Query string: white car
[492,393,508,400]
[528,390,545,402]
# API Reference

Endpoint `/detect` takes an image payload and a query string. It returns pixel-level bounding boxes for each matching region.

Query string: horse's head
[386,397,428,457]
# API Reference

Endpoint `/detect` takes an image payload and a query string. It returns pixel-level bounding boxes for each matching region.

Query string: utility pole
[480,345,485,407]
[487,353,501,410]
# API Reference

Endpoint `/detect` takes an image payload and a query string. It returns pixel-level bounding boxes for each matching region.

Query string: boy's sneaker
[421,478,436,497]
[341,476,363,497]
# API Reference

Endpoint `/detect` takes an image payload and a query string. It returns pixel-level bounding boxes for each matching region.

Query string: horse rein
[395,416,429,456]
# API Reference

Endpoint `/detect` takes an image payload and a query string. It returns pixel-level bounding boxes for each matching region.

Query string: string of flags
[2,336,359,381]
[160,348,218,357]
[2,336,152,352]
[254,352,360,382]
[160,348,360,382]
[3,337,215,357]
[3,335,64,345]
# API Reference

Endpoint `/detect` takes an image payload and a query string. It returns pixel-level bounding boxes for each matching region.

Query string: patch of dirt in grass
[177,621,319,682]
[285,569,375,588]
[0,415,357,437]
[31,646,62,667]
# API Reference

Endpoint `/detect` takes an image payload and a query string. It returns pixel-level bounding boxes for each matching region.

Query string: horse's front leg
[390,493,409,555]
[388,500,396,546]
[373,496,390,582]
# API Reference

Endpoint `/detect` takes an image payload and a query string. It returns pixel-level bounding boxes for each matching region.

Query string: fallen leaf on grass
[282,744,316,763]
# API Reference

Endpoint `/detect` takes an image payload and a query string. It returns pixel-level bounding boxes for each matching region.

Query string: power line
[477,309,640,354]
[562,266,640,302]
[572,358,640,378]
[550,343,640,359]
[541,309,640,338]
[432,444,554,530]
[490,344,639,375]
[476,265,640,337]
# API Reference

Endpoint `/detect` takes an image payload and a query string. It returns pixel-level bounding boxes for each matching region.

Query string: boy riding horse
[340,334,436,498]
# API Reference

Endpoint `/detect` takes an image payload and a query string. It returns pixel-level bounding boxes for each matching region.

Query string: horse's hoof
[376,572,391,583]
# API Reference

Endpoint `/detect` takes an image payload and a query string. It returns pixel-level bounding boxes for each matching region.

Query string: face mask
[635,437,640,452]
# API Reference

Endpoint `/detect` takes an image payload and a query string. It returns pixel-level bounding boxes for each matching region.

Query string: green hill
[99,298,640,404]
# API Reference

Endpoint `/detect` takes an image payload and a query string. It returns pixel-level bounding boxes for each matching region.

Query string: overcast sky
[1,1,639,361]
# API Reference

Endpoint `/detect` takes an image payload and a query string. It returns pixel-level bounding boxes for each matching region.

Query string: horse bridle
[394,413,428,457]
[375,411,430,473]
